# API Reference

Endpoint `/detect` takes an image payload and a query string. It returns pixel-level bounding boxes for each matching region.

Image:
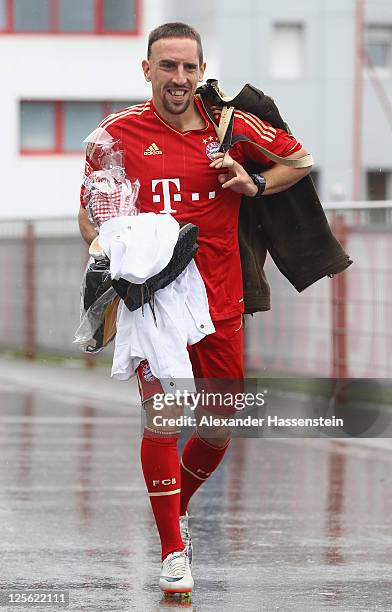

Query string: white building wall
[1,0,391,219]
[0,0,219,219]
[217,0,392,202]
[0,32,153,219]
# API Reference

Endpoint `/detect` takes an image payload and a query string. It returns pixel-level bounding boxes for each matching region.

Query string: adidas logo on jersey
[144,142,163,156]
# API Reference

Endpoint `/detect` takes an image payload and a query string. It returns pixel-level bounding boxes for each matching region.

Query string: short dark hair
[147,22,203,66]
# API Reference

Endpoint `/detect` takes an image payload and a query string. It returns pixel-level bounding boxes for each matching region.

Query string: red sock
[140,432,184,560]
[179,432,230,516]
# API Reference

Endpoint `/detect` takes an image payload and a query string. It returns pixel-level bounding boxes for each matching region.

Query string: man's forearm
[260,164,311,196]
[78,207,97,245]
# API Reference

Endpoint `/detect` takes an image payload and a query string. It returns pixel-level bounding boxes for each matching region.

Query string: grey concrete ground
[1,356,392,611]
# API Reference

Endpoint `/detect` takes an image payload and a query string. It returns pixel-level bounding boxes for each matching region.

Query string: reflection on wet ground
[1,378,392,611]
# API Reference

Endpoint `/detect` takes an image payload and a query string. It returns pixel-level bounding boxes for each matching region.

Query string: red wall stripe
[6,0,13,32]
[51,0,59,33]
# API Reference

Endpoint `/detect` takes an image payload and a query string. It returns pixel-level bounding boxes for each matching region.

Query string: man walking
[78,22,312,595]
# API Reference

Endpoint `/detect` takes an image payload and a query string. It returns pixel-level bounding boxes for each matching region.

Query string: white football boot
[179,512,193,566]
[159,549,193,595]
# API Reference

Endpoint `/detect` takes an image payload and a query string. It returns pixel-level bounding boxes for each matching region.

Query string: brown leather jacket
[239,172,352,314]
[197,80,352,314]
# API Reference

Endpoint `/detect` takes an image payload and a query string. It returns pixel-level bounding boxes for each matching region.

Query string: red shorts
[136,314,244,404]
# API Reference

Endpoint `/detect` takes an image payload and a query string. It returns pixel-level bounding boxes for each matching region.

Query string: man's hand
[210,147,312,197]
[209,152,258,197]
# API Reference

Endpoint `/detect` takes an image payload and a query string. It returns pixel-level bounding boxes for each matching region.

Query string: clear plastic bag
[75,129,141,352]
[74,257,117,353]
[82,128,140,230]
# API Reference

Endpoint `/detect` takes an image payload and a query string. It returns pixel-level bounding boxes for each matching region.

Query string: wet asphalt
[1,357,392,612]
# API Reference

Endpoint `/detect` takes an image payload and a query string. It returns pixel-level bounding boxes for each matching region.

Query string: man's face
[142,38,206,115]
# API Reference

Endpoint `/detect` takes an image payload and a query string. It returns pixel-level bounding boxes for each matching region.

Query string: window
[20,100,141,154]
[0,0,139,34]
[63,102,104,152]
[367,170,391,200]
[14,0,50,31]
[365,26,392,71]
[271,23,304,79]
[59,0,94,33]
[366,170,392,223]
[104,0,136,32]
[21,102,55,150]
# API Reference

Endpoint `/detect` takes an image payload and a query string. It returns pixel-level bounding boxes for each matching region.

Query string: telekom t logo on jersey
[152,178,180,213]
[152,178,216,213]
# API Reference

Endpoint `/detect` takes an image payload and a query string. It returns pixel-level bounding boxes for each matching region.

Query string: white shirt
[103,215,215,393]
[99,213,179,283]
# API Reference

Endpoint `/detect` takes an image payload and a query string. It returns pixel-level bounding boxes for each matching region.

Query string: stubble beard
[162,94,192,116]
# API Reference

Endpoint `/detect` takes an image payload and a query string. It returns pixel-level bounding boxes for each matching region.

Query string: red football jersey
[81,96,302,320]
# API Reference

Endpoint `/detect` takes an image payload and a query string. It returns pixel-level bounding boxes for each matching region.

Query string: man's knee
[143,398,184,436]
[194,404,233,446]
[197,432,232,448]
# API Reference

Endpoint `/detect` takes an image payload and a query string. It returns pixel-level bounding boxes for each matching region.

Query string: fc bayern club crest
[142,362,156,382]
[205,140,220,161]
